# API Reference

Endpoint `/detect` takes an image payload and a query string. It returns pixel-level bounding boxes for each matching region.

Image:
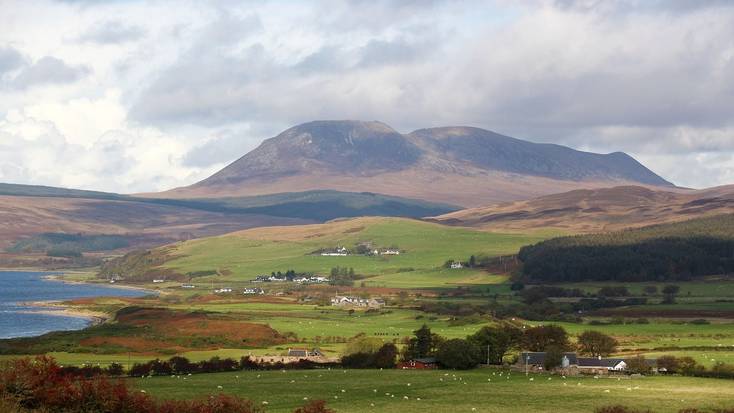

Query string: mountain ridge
[429,185,734,233]
[162,120,674,206]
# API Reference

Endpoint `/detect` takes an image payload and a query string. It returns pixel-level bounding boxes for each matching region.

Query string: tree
[677,356,699,374]
[543,345,564,371]
[468,255,477,268]
[578,331,618,357]
[436,339,482,370]
[662,285,680,304]
[467,324,523,365]
[656,355,680,373]
[625,355,651,374]
[405,325,433,359]
[373,343,398,369]
[643,285,658,295]
[523,325,570,352]
[345,336,383,355]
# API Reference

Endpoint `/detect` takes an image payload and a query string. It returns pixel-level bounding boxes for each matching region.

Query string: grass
[162,217,549,286]
[170,302,490,341]
[132,369,734,413]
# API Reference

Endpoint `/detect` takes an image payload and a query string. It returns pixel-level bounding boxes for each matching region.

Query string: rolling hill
[99,217,551,288]
[0,184,458,256]
[430,185,734,233]
[158,120,674,207]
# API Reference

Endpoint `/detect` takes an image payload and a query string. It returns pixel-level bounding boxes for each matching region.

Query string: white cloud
[0,0,733,192]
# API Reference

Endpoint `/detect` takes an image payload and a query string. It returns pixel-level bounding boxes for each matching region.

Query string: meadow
[161,217,550,286]
[132,368,734,413]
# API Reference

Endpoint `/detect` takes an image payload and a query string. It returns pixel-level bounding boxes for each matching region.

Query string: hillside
[430,185,734,233]
[0,183,456,258]
[518,214,734,282]
[99,217,551,288]
[158,120,674,207]
[0,195,309,251]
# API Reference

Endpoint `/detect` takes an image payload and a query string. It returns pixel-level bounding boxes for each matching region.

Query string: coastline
[17,302,110,327]
[41,273,156,294]
[1,270,156,339]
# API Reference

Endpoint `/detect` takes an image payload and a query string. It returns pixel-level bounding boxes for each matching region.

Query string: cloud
[0,47,25,75]
[10,56,90,89]
[77,21,145,44]
[2,0,734,191]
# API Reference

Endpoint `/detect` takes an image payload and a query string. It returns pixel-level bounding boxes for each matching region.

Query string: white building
[450,262,464,269]
[331,295,385,309]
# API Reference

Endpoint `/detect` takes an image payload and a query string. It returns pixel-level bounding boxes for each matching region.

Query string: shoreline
[17,302,110,327]
[41,273,156,294]
[1,269,156,339]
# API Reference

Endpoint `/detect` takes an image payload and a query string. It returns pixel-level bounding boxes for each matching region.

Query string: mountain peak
[179,120,674,206]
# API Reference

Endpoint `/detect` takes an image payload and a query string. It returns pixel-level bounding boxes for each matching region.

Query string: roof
[288,349,308,357]
[413,357,438,364]
[578,358,626,368]
[520,352,578,365]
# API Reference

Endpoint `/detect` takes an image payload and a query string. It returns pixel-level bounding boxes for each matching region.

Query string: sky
[1,0,733,193]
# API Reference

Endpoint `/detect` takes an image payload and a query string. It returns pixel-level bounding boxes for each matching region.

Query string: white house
[321,246,349,256]
[331,295,385,309]
[152,279,166,283]
[243,288,265,295]
[214,287,233,294]
[450,262,464,269]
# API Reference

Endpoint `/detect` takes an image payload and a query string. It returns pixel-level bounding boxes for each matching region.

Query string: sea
[0,271,148,339]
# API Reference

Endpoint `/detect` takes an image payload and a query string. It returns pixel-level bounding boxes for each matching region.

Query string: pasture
[161,217,548,285]
[133,369,734,413]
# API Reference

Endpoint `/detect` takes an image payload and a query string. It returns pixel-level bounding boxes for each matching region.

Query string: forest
[518,214,734,282]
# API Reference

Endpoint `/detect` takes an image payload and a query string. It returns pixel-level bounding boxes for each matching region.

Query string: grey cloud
[357,38,429,67]
[12,56,90,89]
[0,47,25,75]
[78,21,145,44]
[182,130,266,168]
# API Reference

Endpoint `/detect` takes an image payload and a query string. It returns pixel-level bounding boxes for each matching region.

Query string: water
[0,271,149,339]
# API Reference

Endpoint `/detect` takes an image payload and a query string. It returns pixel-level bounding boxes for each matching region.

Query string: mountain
[429,185,734,233]
[159,120,675,207]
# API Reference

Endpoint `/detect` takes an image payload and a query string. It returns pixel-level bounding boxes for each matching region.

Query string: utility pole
[486,344,490,366]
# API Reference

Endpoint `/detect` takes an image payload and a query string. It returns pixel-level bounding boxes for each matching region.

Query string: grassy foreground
[133,369,734,413]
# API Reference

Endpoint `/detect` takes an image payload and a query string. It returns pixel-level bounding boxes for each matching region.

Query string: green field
[170,302,490,341]
[161,217,550,287]
[133,369,734,413]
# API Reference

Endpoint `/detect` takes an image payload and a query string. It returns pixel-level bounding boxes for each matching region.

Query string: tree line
[518,214,734,282]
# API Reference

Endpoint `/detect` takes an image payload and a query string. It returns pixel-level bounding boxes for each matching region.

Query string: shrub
[595,406,652,413]
[436,339,482,370]
[293,400,335,413]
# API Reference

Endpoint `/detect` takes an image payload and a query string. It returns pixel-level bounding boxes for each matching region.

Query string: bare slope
[430,185,734,233]
[159,120,673,207]
[0,195,310,250]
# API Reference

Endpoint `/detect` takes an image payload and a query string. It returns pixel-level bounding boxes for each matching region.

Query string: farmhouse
[517,352,650,375]
[577,357,627,374]
[398,357,438,369]
[243,288,264,295]
[518,352,579,372]
[331,295,385,309]
[450,262,464,269]
[213,287,233,294]
[181,284,196,289]
[249,348,338,365]
[321,246,349,256]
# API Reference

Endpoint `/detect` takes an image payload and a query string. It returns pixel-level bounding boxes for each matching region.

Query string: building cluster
[518,352,658,375]
[251,275,328,284]
[320,246,350,256]
[330,295,385,309]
